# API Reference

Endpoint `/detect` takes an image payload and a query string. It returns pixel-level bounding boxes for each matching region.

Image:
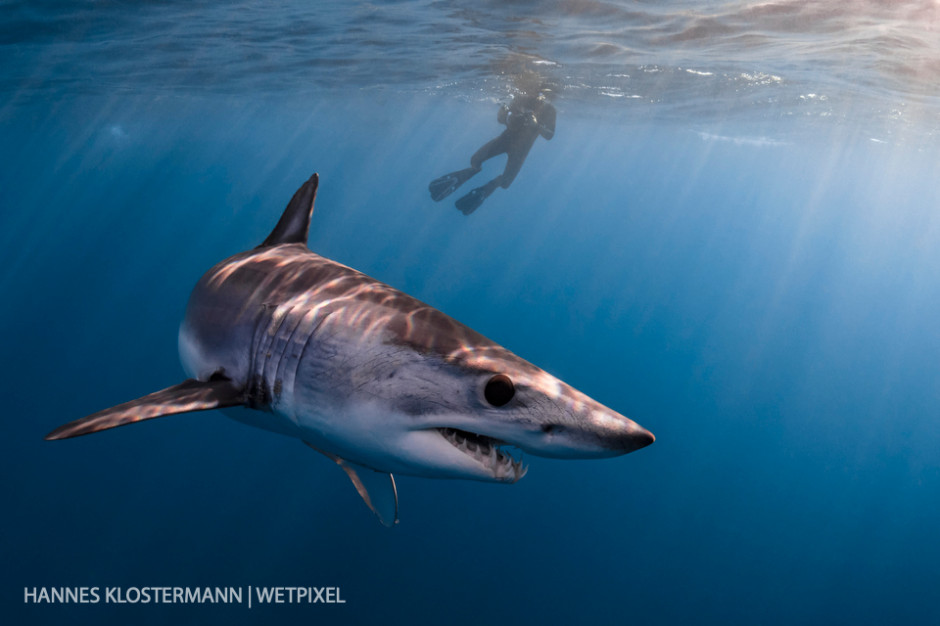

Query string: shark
[46,173,654,525]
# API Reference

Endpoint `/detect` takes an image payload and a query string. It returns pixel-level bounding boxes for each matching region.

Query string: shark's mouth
[438,428,527,482]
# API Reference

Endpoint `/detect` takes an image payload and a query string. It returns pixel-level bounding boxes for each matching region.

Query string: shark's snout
[611,422,655,453]
[507,389,655,460]
[533,421,654,459]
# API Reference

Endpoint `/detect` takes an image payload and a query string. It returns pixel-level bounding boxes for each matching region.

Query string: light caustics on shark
[46,173,654,526]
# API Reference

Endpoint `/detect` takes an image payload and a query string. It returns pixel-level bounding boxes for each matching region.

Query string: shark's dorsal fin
[259,173,319,248]
[305,442,400,527]
[45,379,243,440]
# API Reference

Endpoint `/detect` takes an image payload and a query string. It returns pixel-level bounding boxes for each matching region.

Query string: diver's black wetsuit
[429,93,556,214]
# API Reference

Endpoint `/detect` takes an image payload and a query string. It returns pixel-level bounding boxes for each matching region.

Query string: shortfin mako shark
[46,173,654,526]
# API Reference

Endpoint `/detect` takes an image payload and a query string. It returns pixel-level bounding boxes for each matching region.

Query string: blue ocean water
[3,1,940,625]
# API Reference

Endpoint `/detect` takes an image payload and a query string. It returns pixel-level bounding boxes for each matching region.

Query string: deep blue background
[3,92,940,625]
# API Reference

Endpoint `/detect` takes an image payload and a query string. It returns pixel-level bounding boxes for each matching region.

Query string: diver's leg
[455,176,502,215]
[498,136,537,189]
[454,133,537,214]
[432,131,511,203]
[470,131,511,169]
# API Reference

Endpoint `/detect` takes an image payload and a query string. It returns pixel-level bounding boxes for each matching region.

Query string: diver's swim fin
[429,168,477,202]
[455,183,497,215]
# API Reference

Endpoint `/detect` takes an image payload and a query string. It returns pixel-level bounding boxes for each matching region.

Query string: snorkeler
[429,89,556,215]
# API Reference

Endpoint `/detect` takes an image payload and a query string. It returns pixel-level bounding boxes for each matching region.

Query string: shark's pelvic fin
[305,442,400,527]
[44,379,243,440]
[259,173,319,248]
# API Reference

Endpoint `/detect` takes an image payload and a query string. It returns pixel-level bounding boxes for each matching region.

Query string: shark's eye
[484,374,515,407]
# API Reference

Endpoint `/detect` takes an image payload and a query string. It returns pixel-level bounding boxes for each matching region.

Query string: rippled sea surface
[3,2,940,625]
[4,0,940,131]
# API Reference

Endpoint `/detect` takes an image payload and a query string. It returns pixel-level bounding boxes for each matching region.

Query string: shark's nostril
[541,423,564,434]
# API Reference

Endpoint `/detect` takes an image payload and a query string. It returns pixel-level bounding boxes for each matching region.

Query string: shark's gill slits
[438,427,527,482]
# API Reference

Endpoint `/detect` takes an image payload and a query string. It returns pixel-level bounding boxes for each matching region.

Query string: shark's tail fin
[259,173,319,248]
[45,379,244,440]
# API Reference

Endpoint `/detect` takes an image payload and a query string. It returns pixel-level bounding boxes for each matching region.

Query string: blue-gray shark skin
[46,173,654,525]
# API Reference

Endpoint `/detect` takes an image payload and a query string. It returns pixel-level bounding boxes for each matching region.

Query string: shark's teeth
[438,428,526,482]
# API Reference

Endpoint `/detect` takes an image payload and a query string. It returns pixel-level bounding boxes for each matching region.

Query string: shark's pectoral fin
[45,378,244,440]
[304,442,400,527]
[338,460,400,528]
